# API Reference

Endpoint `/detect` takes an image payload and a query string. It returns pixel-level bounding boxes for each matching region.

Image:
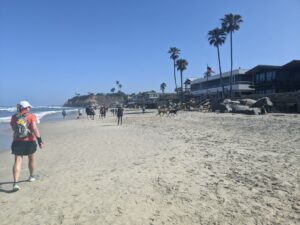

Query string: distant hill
[63,93,126,107]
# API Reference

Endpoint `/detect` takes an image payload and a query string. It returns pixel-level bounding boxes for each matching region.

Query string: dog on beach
[110,108,116,115]
[168,108,178,116]
[157,107,168,116]
[157,106,179,116]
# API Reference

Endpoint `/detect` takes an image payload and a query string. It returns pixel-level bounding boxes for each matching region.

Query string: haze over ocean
[1,0,299,106]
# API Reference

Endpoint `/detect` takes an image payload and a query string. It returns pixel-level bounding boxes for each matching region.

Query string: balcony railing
[192,81,252,90]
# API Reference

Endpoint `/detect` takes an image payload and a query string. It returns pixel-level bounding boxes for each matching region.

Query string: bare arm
[32,121,40,137]
[32,122,44,148]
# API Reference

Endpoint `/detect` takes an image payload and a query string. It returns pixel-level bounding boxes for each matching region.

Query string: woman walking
[10,100,44,191]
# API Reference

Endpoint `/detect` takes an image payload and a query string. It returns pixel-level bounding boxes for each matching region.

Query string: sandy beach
[0,110,299,225]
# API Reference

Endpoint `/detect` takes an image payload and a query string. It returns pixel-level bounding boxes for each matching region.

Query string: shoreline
[0,111,79,153]
[0,111,299,225]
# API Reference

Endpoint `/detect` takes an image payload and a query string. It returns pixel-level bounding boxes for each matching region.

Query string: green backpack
[14,114,31,138]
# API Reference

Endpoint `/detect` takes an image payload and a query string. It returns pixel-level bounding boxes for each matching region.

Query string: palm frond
[168,47,181,60]
[221,13,243,33]
[176,59,188,71]
[208,28,226,47]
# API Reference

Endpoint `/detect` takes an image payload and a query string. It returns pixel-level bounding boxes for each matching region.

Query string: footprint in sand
[115,207,123,216]
[169,157,176,162]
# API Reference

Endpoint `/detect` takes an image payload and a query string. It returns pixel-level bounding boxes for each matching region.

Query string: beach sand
[0,110,299,225]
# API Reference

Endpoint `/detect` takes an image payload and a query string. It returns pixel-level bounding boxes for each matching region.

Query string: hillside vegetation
[63,93,125,107]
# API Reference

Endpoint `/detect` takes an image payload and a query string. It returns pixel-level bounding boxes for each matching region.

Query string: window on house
[265,89,275,94]
[272,71,276,80]
[256,73,265,83]
[256,89,265,94]
[266,72,273,81]
[260,73,265,82]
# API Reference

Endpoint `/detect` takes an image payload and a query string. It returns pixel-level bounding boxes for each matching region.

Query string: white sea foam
[0,111,61,124]
[33,109,77,122]
[66,109,78,112]
[0,107,16,112]
[0,107,78,124]
[34,111,59,121]
[0,116,11,123]
[34,106,65,109]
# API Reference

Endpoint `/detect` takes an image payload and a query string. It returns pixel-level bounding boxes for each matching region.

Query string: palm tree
[118,84,122,92]
[221,13,243,97]
[160,82,167,93]
[110,88,115,93]
[176,59,188,101]
[168,47,180,95]
[208,28,226,97]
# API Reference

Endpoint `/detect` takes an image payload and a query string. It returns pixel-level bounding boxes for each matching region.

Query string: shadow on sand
[124,111,154,115]
[0,179,28,193]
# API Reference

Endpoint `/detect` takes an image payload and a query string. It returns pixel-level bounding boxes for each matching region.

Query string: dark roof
[246,65,280,74]
[246,60,300,74]
[184,78,197,84]
[184,80,191,84]
[282,60,300,69]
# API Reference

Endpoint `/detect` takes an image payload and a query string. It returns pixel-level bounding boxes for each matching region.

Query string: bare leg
[28,153,35,176]
[13,155,23,183]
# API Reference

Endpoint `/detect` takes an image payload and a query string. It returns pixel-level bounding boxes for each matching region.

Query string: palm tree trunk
[217,45,224,98]
[230,31,233,98]
[173,60,178,95]
[180,70,183,102]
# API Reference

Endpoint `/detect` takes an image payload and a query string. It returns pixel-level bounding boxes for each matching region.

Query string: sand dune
[0,110,299,225]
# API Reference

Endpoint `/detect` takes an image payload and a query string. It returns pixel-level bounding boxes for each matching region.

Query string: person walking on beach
[77,108,82,119]
[104,105,108,118]
[62,109,67,119]
[117,105,123,125]
[100,105,105,119]
[10,100,44,191]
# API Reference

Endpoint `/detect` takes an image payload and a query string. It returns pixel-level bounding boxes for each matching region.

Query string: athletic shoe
[13,184,21,192]
[28,176,36,182]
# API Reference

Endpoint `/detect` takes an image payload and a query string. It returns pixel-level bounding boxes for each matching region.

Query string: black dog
[168,109,178,116]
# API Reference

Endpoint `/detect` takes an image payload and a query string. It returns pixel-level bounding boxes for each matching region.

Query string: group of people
[85,104,124,125]
[62,108,83,119]
[62,105,124,124]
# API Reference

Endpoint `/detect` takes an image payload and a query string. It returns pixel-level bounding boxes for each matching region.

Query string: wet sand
[0,110,299,225]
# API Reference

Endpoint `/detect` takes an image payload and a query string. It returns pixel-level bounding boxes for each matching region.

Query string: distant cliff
[63,94,125,107]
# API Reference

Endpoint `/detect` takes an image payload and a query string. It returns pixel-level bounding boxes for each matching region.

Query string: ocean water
[0,106,78,152]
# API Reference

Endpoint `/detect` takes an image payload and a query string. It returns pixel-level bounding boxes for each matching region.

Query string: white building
[190,69,254,98]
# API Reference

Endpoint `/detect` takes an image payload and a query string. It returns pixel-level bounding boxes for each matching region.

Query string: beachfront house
[190,68,254,100]
[127,91,160,107]
[246,60,300,94]
[147,91,160,100]
[184,78,198,93]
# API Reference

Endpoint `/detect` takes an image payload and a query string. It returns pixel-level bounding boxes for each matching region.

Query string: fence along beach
[0,109,299,225]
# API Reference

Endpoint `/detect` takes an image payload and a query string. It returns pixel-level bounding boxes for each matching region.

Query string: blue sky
[0,0,299,106]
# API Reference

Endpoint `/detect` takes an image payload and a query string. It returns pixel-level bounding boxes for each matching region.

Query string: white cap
[19,100,33,108]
